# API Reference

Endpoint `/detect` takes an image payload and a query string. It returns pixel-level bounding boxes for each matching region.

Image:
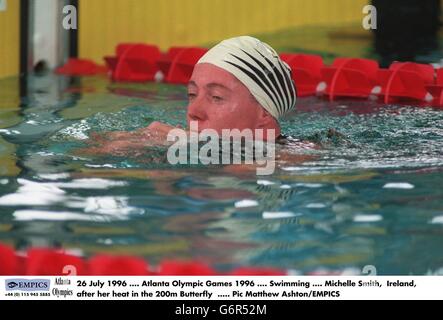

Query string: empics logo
[5,279,51,292]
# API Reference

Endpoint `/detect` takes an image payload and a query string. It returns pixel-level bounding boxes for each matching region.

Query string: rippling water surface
[0,74,442,274]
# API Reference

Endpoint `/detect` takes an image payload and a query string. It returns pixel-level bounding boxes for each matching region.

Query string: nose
[187,95,207,122]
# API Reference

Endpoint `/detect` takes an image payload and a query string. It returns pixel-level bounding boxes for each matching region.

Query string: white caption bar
[1,276,442,300]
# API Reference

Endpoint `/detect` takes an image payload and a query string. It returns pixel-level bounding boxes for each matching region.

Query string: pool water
[0,73,442,275]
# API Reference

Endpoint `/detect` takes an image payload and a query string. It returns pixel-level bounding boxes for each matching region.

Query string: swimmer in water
[81,36,320,167]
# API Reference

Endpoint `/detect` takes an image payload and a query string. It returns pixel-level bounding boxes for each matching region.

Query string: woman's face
[186,63,265,134]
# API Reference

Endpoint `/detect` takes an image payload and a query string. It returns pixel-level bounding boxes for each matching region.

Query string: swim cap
[197,36,296,119]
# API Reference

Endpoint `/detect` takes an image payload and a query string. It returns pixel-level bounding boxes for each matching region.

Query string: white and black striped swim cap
[197,36,296,119]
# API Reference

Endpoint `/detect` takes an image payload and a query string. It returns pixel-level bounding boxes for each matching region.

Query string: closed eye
[188,93,197,100]
[212,95,223,102]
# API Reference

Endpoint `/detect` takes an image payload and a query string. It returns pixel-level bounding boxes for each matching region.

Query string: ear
[257,108,281,139]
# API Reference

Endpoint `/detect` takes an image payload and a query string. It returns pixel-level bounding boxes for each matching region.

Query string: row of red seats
[102,44,208,84]
[281,54,443,107]
[56,44,208,84]
[0,244,283,276]
[55,43,443,107]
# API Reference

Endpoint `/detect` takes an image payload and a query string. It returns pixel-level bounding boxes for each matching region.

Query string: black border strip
[69,0,79,58]
[19,0,29,97]
[19,0,29,76]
